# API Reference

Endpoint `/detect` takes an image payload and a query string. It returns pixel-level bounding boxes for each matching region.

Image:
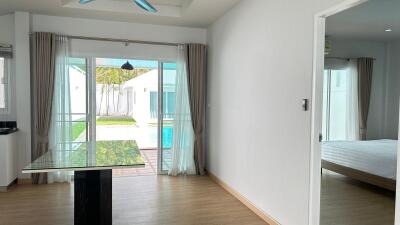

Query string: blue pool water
[162,127,173,149]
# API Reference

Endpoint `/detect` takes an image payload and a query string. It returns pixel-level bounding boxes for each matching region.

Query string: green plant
[69,140,143,166]
[72,122,86,141]
[96,117,136,125]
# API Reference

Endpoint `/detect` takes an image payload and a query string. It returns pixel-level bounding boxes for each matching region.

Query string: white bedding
[321,139,398,180]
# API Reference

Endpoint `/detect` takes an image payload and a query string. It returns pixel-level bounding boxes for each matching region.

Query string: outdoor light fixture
[121,61,134,71]
[385,28,393,32]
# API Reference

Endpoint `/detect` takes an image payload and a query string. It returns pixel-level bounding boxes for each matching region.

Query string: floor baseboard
[207,171,280,225]
[0,179,18,192]
[17,178,32,185]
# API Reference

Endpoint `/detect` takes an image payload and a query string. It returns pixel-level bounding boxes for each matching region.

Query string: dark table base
[74,170,112,225]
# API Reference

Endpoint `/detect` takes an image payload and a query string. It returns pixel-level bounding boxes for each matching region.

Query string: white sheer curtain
[345,59,360,140]
[168,45,196,176]
[48,36,73,183]
[323,58,359,141]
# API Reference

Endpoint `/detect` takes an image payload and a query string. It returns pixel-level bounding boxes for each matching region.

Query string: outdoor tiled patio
[112,149,171,177]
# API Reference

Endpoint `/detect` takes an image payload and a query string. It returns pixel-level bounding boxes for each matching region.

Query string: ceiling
[0,0,241,27]
[326,0,400,41]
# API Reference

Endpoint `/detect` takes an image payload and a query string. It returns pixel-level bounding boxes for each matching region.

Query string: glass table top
[23,141,145,173]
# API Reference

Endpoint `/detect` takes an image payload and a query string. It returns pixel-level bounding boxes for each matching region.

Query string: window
[149,91,176,119]
[0,57,10,112]
[163,92,176,119]
[322,67,358,141]
[51,57,88,151]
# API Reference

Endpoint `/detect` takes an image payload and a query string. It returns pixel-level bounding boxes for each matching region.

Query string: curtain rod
[29,33,181,47]
[325,56,377,61]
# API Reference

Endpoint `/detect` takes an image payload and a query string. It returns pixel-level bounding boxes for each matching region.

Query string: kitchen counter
[0,128,18,135]
[0,132,18,191]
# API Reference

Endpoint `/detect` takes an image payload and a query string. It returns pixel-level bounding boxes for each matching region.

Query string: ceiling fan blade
[79,0,95,4]
[134,0,158,13]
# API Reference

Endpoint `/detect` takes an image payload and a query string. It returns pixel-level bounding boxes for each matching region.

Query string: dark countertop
[0,128,18,135]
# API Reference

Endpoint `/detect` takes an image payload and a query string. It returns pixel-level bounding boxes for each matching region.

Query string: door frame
[157,61,165,175]
[87,57,97,159]
[157,61,176,175]
[305,0,400,225]
[87,57,170,174]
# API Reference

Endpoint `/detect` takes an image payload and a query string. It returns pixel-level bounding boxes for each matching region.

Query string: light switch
[302,99,309,111]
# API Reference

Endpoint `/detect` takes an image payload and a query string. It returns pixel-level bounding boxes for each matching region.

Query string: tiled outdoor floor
[112,149,171,177]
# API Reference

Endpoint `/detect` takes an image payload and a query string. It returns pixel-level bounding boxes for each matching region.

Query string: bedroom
[320,0,400,224]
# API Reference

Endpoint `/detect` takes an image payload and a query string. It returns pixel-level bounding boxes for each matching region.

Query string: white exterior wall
[124,70,159,126]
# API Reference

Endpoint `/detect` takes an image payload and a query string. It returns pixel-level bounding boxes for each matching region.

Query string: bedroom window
[0,57,10,112]
[322,66,358,141]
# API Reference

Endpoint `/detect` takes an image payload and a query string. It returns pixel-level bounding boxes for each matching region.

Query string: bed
[321,139,397,191]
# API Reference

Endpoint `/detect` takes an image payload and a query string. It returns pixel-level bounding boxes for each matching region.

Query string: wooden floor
[0,175,267,225]
[321,169,395,225]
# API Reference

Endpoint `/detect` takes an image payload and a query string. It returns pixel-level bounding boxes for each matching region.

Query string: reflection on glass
[161,62,176,171]
[322,69,349,141]
[24,141,145,171]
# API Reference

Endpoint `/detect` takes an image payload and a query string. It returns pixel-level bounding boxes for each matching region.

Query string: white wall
[31,14,207,62]
[0,12,30,179]
[206,0,346,224]
[14,12,31,179]
[0,14,14,45]
[327,39,388,139]
[31,14,207,45]
[386,40,400,139]
[125,70,159,126]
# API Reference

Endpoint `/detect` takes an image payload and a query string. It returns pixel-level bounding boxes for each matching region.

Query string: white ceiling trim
[0,0,241,27]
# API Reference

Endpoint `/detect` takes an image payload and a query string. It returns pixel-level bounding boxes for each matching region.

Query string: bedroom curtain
[346,59,360,141]
[32,32,56,185]
[357,58,374,140]
[168,45,196,176]
[323,59,359,141]
[48,35,73,183]
[186,44,207,176]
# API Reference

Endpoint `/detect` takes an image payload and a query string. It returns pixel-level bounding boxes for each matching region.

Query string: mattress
[321,139,398,180]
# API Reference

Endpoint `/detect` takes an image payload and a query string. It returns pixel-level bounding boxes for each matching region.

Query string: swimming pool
[162,127,173,149]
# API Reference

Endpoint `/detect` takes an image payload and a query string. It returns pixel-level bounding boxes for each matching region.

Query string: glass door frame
[82,57,172,175]
[87,57,97,160]
[158,61,177,175]
[157,61,164,174]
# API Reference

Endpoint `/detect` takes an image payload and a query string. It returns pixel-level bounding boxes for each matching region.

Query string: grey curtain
[32,32,56,184]
[185,44,207,175]
[357,58,374,140]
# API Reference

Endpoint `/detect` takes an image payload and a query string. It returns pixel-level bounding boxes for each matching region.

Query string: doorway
[310,0,400,225]
[68,57,176,177]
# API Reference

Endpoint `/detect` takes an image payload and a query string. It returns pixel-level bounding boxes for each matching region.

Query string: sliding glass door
[55,57,89,149]
[63,56,176,175]
[158,62,177,173]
